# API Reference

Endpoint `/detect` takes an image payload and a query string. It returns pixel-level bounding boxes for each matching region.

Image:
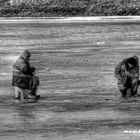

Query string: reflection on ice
[1,55,19,63]
[0,73,8,75]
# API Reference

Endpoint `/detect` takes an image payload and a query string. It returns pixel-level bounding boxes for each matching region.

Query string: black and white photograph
[0,0,140,139]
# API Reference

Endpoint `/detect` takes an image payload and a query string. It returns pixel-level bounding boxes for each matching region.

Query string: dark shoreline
[0,0,140,17]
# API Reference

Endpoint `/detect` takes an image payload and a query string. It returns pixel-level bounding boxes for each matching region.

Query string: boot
[120,89,127,98]
[27,90,40,100]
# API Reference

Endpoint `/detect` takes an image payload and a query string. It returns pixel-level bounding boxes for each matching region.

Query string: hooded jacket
[12,50,35,89]
[114,56,139,86]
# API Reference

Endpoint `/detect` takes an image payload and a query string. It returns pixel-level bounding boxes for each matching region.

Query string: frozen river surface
[0,18,140,139]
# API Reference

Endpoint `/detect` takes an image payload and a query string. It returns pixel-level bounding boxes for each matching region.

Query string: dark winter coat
[114,56,139,87]
[12,50,35,89]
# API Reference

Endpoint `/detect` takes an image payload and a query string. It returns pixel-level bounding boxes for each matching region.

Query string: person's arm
[135,65,139,79]
[20,62,35,75]
[135,56,139,79]
[114,63,122,80]
[22,66,35,75]
[130,65,139,79]
[132,56,139,79]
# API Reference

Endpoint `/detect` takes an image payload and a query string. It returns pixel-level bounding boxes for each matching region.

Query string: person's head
[20,49,31,61]
[126,56,138,67]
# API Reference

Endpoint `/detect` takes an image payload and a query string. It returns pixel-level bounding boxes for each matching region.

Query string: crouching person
[12,49,40,101]
[114,56,140,98]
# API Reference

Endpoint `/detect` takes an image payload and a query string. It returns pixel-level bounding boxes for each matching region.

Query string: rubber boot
[27,89,40,100]
[120,89,127,98]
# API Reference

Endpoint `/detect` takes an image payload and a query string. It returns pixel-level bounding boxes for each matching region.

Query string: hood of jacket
[123,55,139,70]
[19,50,31,62]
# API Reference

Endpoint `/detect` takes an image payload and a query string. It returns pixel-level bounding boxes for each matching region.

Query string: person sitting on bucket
[12,49,40,101]
[114,56,140,98]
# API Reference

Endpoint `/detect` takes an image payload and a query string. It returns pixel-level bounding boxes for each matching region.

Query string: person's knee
[132,79,139,90]
[118,83,126,91]
[118,84,127,97]
[120,89,127,97]
[138,79,140,85]
[132,79,139,84]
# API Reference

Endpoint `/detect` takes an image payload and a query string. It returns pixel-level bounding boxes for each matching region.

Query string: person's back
[12,50,40,101]
[12,50,35,88]
[114,56,140,97]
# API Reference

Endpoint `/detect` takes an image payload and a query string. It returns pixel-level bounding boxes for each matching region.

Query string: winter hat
[127,56,137,66]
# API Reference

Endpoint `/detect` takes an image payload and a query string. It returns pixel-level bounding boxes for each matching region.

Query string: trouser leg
[131,79,140,96]
[30,87,37,96]
[118,82,127,97]
[28,87,38,96]
[120,88,127,97]
[28,76,39,96]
